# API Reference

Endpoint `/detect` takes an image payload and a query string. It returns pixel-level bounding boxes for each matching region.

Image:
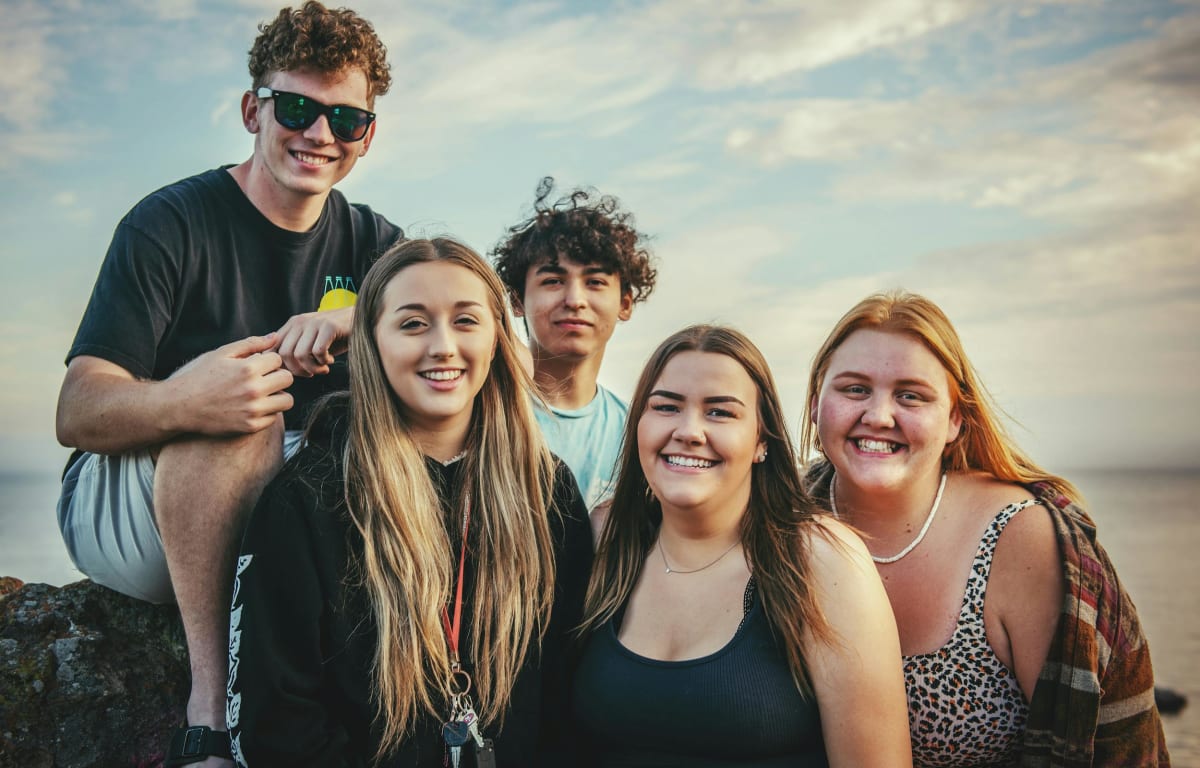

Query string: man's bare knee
[153,416,285,526]
[156,417,284,481]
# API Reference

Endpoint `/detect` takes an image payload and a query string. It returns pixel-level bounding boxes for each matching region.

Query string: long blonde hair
[343,238,557,757]
[800,290,1079,500]
[578,325,836,697]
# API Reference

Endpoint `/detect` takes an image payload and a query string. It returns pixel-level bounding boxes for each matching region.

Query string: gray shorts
[56,430,305,604]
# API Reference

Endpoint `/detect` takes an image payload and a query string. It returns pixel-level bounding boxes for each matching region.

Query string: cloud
[391,10,681,127]
[210,96,237,127]
[370,0,1003,139]
[725,12,1200,229]
[908,226,1200,382]
[600,218,793,397]
[0,1,64,133]
[619,157,702,182]
[724,98,917,162]
[0,131,89,171]
[126,0,200,22]
[0,1,249,170]
[51,190,94,223]
[689,0,981,89]
[355,3,692,176]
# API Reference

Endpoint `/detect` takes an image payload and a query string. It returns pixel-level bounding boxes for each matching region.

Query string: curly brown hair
[492,177,657,305]
[248,1,392,103]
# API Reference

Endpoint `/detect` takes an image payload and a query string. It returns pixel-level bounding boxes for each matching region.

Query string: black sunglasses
[255,87,375,143]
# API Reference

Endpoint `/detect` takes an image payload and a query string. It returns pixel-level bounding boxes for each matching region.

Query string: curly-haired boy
[493,177,657,518]
[55,4,402,764]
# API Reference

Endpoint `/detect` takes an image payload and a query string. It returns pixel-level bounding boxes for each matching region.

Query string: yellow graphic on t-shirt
[318,276,358,311]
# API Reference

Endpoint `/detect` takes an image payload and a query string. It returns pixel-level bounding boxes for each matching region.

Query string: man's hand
[56,336,294,455]
[273,307,354,377]
[167,334,294,435]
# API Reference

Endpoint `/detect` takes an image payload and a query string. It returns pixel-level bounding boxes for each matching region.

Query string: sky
[2,0,1198,476]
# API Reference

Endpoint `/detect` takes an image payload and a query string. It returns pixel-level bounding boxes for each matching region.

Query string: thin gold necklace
[656,535,741,574]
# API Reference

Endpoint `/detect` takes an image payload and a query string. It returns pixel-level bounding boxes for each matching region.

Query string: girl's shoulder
[802,515,876,580]
[950,471,1045,525]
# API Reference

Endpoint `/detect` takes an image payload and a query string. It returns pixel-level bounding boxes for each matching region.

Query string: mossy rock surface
[0,579,188,767]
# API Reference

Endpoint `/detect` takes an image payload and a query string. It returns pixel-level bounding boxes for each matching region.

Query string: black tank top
[571,583,827,767]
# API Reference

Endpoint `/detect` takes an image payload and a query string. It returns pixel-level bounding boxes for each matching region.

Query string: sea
[1,467,1197,763]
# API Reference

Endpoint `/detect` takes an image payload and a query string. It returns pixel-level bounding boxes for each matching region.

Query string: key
[442,720,471,768]
[475,738,497,768]
[459,703,486,749]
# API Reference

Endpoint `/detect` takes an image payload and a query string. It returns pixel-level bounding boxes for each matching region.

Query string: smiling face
[374,261,498,449]
[241,66,376,216]
[812,329,961,496]
[516,257,632,363]
[637,351,765,519]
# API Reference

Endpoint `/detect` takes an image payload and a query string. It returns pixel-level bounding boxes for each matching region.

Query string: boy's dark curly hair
[249,1,392,103]
[492,177,657,305]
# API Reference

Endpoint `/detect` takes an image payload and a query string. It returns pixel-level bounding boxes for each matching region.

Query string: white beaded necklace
[830,473,947,564]
[656,535,741,574]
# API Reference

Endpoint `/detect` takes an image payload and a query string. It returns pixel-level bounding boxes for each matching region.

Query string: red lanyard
[440,495,471,668]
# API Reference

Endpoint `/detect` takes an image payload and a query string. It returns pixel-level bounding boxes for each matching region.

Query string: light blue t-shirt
[534,384,628,512]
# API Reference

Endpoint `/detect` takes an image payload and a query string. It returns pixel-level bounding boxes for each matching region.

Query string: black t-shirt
[67,167,403,431]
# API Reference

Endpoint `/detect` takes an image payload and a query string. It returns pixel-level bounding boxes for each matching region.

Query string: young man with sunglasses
[54,4,401,765]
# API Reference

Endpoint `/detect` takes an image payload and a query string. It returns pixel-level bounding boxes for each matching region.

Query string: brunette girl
[573,325,911,767]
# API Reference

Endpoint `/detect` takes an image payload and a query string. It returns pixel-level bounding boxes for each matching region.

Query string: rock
[0,578,188,767]
[1156,685,1188,715]
[0,578,23,600]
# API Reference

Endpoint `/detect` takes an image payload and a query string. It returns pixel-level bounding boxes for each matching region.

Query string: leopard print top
[904,498,1040,767]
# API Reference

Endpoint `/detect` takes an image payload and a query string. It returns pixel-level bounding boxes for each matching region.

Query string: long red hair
[801,291,1079,501]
